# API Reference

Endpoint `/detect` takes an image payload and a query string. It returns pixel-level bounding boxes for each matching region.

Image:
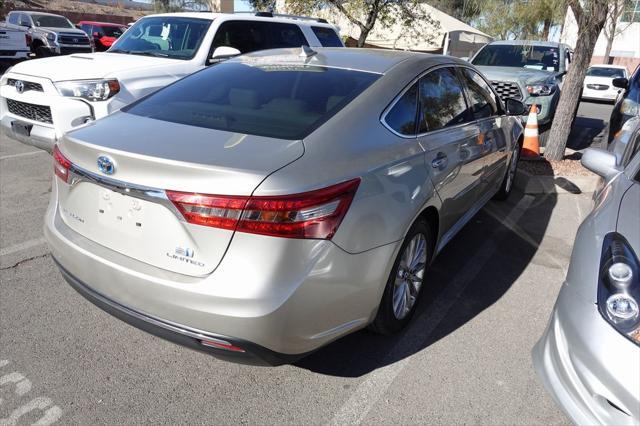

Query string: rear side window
[125,62,379,140]
[8,13,18,25]
[418,67,471,132]
[385,83,419,136]
[460,68,498,119]
[311,26,342,47]
[212,21,307,54]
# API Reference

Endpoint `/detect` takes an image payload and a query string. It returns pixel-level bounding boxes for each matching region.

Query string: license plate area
[11,120,32,137]
[97,188,145,233]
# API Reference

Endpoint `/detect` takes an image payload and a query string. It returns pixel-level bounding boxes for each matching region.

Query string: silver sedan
[46,47,525,365]
[533,125,640,424]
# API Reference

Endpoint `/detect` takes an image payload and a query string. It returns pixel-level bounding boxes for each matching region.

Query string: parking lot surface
[0,129,599,425]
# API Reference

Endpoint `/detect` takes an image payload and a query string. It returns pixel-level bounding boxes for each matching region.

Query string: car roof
[141,12,337,28]
[488,40,569,48]
[78,21,126,27]
[13,11,67,18]
[589,64,627,69]
[232,47,465,75]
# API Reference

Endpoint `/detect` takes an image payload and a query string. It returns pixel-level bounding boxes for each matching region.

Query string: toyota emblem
[97,155,116,175]
[15,80,25,94]
[73,38,78,43]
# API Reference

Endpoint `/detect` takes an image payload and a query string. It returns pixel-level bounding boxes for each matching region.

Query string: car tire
[370,219,434,335]
[35,46,50,58]
[493,138,522,201]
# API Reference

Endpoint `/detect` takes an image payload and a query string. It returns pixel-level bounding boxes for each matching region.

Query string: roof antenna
[299,45,318,58]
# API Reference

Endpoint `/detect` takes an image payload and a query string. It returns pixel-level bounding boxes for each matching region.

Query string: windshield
[102,26,127,38]
[587,67,626,78]
[125,62,380,140]
[32,14,74,29]
[110,17,211,60]
[472,44,560,72]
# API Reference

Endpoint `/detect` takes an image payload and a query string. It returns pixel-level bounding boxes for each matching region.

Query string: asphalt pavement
[0,120,604,424]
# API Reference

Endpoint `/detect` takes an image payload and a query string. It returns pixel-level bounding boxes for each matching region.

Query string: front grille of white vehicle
[6,79,43,92]
[6,99,53,124]
[490,81,523,101]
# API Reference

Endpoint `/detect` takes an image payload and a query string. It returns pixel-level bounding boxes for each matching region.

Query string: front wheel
[370,220,433,335]
[493,139,522,201]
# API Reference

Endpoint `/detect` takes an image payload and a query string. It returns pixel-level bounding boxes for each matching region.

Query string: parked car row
[0,11,637,425]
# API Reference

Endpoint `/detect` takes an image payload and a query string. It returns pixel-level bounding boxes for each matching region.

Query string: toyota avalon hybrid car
[534,131,640,424]
[46,48,525,365]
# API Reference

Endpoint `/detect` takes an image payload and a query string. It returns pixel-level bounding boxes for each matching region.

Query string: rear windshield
[472,44,560,72]
[32,14,74,29]
[102,26,127,38]
[110,17,211,60]
[125,62,379,140]
[586,67,626,78]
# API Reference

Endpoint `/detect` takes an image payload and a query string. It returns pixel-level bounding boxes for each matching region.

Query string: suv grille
[490,81,523,101]
[58,33,90,45]
[6,99,53,124]
[7,79,43,92]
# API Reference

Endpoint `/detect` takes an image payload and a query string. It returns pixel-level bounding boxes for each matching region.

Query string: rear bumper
[533,284,640,425]
[55,257,303,366]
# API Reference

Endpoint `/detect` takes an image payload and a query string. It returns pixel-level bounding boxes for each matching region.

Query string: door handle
[431,154,448,169]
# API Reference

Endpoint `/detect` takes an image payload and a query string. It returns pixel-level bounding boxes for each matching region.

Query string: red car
[78,21,127,51]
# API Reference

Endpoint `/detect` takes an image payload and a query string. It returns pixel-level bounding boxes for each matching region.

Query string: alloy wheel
[392,233,427,320]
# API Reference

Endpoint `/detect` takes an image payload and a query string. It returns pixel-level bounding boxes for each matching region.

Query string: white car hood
[9,52,179,82]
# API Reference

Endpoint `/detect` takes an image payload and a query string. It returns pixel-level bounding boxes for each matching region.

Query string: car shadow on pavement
[295,189,557,377]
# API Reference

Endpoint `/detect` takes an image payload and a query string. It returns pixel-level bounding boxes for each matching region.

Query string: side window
[8,13,18,25]
[460,68,498,120]
[81,24,92,35]
[267,22,306,48]
[311,26,342,47]
[385,82,419,136]
[94,26,105,36]
[212,21,306,54]
[418,67,472,133]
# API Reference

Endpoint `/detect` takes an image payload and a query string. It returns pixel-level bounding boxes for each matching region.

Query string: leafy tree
[429,0,480,23]
[248,0,277,11]
[283,0,440,48]
[475,0,565,40]
[544,0,610,160]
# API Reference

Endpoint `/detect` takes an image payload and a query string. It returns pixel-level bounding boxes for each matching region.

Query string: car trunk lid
[55,112,304,276]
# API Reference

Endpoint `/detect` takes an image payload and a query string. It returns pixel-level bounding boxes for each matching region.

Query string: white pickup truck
[0,12,343,152]
[0,23,31,62]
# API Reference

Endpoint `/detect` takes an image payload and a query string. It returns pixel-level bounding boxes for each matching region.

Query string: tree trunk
[357,27,371,47]
[544,3,609,161]
[603,34,614,63]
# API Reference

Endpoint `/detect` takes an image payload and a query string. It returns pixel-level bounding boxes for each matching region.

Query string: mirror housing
[581,148,619,181]
[612,77,628,89]
[505,98,526,116]
[209,46,241,63]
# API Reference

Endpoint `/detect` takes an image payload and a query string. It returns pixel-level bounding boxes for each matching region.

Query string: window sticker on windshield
[161,24,171,40]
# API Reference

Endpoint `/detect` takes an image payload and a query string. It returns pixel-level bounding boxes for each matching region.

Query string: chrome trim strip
[67,164,185,221]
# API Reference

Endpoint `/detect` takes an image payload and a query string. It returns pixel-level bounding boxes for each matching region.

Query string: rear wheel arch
[418,206,439,255]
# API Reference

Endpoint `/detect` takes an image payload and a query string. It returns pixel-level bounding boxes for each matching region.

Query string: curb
[514,168,602,194]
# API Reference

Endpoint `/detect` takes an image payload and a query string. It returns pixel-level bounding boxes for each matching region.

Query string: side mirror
[612,77,628,89]
[505,98,526,116]
[210,46,241,63]
[581,148,619,180]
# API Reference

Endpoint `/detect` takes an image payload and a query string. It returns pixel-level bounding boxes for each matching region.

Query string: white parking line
[329,195,534,425]
[0,151,46,161]
[0,237,47,257]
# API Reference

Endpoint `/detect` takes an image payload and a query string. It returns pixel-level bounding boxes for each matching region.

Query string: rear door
[459,67,508,194]
[416,66,482,234]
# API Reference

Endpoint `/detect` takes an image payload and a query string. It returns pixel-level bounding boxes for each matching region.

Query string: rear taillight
[53,145,71,183]
[167,178,360,240]
[25,34,32,46]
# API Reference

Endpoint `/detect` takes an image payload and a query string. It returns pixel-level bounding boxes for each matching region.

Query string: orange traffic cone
[521,104,540,158]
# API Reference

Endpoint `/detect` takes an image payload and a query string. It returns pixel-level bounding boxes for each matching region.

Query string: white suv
[0,12,343,152]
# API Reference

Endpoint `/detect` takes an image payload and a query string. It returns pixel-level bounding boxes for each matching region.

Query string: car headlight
[598,233,640,345]
[620,98,639,117]
[46,33,56,42]
[54,79,120,102]
[526,84,556,96]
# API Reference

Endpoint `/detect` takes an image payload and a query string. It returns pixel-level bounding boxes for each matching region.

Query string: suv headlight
[46,33,56,42]
[526,84,556,96]
[55,79,120,102]
[598,233,640,345]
